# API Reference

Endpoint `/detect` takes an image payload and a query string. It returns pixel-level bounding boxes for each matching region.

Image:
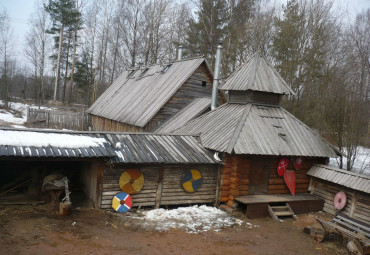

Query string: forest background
[0,0,369,172]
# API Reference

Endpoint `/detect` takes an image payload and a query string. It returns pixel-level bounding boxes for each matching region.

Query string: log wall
[81,161,104,208]
[100,164,219,209]
[310,179,370,223]
[220,154,326,206]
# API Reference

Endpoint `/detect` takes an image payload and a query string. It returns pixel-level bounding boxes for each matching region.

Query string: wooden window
[163,64,171,73]
[141,68,149,76]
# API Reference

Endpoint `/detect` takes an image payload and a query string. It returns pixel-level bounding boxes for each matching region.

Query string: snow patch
[0,130,107,149]
[330,146,370,175]
[120,205,247,233]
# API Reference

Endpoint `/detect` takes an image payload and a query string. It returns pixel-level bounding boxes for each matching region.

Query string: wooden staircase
[268,203,297,222]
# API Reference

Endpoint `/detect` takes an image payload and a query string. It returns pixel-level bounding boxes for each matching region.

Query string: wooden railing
[27,108,90,131]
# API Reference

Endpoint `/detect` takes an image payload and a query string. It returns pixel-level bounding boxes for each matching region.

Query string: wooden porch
[235,194,324,219]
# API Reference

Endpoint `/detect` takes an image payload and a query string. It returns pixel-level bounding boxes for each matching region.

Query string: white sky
[1,0,370,67]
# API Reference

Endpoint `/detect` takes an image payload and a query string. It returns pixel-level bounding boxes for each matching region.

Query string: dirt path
[0,205,347,255]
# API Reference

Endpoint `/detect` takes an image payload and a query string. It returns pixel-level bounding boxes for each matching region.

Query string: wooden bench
[314,214,370,255]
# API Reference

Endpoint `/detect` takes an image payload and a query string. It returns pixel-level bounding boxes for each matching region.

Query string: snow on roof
[0,130,106,148]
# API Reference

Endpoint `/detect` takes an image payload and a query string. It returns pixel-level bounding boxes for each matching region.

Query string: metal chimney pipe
[177,45,183,61]
[211,42,223,110]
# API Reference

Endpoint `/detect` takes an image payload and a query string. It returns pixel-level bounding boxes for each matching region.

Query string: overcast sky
[1,0,370,67]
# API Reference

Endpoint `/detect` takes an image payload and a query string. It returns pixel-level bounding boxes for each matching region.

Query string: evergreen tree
[184,0,228,66]
[45,0,81,101]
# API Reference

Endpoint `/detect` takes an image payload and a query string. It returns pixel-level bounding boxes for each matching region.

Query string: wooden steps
[268,203,297,222]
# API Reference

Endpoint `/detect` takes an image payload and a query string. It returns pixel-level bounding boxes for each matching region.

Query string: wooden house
[87,57,224,132]
[173,53,340,218]
[307,165,370,223]
[0,128,219,209]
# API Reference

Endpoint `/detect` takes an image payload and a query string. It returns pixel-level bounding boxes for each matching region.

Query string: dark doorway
[248,157,270,194]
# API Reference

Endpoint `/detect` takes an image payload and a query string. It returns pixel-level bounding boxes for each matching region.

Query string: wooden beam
[214,165,222,207]
[154,167,164,208]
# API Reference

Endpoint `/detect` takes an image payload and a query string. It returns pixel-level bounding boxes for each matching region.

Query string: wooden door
[248,157,270,194]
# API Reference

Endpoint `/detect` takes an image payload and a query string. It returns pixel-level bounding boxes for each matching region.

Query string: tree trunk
[68,30,78,104]
[62,30,72,103]
[54,25,64,101]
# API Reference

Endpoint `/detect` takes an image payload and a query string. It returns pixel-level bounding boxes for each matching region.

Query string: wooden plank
[155,167,164,208]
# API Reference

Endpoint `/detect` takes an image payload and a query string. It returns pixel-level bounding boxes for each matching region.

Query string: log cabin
[87,56,224,132]
[173,52,341,218]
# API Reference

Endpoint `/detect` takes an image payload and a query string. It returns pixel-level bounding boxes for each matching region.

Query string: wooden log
[220,196,229,202]
[239,190,248,196]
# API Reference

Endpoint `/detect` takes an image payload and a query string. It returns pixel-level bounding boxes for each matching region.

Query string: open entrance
[0,160,100,209]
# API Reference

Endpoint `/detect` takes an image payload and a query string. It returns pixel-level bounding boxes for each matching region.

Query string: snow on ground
[0,100,56,126]
[0,109,26,124]
[118,205,253,233]
[0,130,107,148]
[329,146,370,175]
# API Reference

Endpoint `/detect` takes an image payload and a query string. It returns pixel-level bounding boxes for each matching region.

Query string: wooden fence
[27,108,90,131]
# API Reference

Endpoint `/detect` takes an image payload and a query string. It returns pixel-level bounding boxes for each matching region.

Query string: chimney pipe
[211,42,223,110]
[177,45,183,61]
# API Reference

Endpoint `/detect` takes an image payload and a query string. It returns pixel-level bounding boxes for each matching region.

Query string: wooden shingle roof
[173,103,339,157]
[155,98,211,134]
[87,57,211,127]
[307,164,370,194]
[219,53,295,95]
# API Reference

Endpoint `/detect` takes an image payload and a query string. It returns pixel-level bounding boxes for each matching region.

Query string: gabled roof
[155,98,211,134]
[173,103,338,158]
[308,164,370,194]
[219,53,295,95]
[87,57,212,127]
[0,128,216,164]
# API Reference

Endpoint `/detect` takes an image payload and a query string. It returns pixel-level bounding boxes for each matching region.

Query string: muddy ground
[0,204,347,255]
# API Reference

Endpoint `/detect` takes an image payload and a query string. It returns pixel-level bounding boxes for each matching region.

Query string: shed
[307,164,370,223]
[101,133,219,209]
[173,53,340,218]
[0,128,219,209]
[0,128,113,207]
[87,57,224,132]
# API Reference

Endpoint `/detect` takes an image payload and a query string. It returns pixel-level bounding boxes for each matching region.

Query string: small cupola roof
[219,52,295,95]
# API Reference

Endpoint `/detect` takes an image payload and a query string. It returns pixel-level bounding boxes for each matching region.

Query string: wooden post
[95,163,104,209]
[46,111,50,128]
[349,192,357,217]
[26,107,30,121]
[154,167,164,208]
[214,165,222,207]
[309,178,315,194]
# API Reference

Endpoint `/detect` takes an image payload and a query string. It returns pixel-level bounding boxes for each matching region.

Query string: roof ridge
[126,56,206,71]
[0,127,202,137]
[281,108,341,156]
[263,55,295,95]
[219,53,256,88]
[225,104,252,153]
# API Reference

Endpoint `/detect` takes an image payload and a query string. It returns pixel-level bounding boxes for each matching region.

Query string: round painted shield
[334,191,347,210]
[277,157,290,176]
[294,157,303,170]
[182,169,203,193]
[112,192,132,212]
[119,169,144,194]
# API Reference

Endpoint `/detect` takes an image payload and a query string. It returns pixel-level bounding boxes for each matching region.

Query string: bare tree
[0,9,15,105]
[25,1,51,105]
